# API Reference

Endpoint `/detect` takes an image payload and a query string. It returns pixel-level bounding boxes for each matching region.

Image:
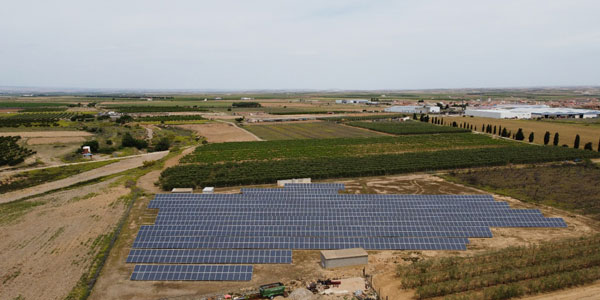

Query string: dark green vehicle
[259,282,286,298]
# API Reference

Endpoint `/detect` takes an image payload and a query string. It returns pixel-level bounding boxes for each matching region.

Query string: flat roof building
[320,248,368,269]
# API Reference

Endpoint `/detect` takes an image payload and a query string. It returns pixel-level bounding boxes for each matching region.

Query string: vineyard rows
[181,133,513,164]
[318,114,408,122]
[161,145,600,189]
[0,136,36,166]
[105,106,209,113]
[347,120,470,135]
[398,235,600,299]
[136,115,206,122]
[0,112,75,127]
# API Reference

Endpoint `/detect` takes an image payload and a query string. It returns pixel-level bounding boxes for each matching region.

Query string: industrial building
[321,248,368,269]
[465,105,600,119]
[385,105,440,114]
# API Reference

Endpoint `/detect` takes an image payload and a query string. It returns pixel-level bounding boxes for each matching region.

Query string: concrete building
[320,248,368,269]
[385,105,440,114]
[465,106,600,119]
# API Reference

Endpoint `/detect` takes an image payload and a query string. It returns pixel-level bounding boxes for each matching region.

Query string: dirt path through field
[0,151,168,204]
[136,146,197,194]
[175,122,261,142]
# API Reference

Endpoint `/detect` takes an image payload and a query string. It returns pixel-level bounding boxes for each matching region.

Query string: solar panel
[130,264,253,281]
[130,182,567,282]
[127,249,292,264]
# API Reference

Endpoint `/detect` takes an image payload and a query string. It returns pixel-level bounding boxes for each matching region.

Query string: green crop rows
[398,235,600,299]
[347,121,470,135]
[136,115,206,122]
[160,144,600,189]
[0,112,75,127]
[0,136,36,166]
[105,106,209,113]
[181,133,512,164]
[318,114,408,122]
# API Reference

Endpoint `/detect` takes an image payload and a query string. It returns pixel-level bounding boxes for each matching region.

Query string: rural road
[216,120,264,141]
[0,152,165,177]
[0,151,169,204]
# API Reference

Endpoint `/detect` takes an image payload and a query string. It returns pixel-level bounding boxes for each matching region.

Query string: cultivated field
[244,121,383,140]
[176,122,260,143]
[347,120,470,135]
[444,163,600,221]
[463,116,600,150]
[0,178,130,300]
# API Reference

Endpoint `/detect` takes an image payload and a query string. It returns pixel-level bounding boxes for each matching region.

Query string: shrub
[122,132,148,149]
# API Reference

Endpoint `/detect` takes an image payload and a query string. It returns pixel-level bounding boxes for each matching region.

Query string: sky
[1,0,599,90]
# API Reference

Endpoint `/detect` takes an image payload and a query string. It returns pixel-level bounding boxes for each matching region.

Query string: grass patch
[0,160,117,194]
[244,122,382,140]
[398,235,600,299]
[443,161,600,220]
[347,120,470,135]
[0,199,45,225]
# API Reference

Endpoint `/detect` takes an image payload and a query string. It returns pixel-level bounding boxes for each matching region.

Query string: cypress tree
[493,126,497,135]
[528,132,534,143]
[584,142,593,151]
[553,132,559,146]
[574,134,580,149]
[515,128,525,141]
[544,131,550,145]
[501,128,508,137]
[413,113,417,120]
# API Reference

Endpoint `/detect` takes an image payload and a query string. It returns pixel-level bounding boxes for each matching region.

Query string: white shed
[321,248,368,269]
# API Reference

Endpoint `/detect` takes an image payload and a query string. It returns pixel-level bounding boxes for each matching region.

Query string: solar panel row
[130,183,566,281]
[127,249,292,264]
[130,265,253,281]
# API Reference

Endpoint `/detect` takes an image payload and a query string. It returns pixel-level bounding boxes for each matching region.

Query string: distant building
[465,105,600,119]
[335,99,379,105]
[385,105,440,114]
[241,97,254,100]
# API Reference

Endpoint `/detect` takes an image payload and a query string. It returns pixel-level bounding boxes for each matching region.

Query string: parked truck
[259,282,286,299]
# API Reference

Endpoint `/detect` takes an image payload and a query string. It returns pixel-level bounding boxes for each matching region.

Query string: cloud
[0,0,599,89]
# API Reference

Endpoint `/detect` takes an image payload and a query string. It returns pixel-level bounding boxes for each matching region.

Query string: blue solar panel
[130,265,252,281]
[131,183,567,282]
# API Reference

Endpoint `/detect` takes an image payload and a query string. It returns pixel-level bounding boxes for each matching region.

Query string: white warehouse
[385,105,440,114]
[465,106,600,119]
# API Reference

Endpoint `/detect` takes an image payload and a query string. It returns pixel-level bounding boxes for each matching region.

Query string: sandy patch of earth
[0,178,129,300]
[26,136,86,145]
[176,123,259,143]
[1,151,168,204]
[0,131,93,137]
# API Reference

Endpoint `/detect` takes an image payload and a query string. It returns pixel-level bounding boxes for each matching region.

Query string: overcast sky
[1,0,599,90]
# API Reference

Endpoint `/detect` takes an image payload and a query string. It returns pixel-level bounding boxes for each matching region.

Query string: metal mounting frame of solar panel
[130,265,253,281]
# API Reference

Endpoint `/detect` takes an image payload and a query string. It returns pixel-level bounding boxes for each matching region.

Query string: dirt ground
[0,178,130,300]
[1,151,169,204]
[175,122,260,143]
[0,131,93,138]
[89,173,599,300]
[460,116,600,150]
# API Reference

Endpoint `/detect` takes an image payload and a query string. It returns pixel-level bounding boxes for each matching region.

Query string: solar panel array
[129,183,566,281]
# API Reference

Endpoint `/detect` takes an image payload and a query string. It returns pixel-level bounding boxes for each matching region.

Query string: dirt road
[136,146,197,194]
[0,151,168,204]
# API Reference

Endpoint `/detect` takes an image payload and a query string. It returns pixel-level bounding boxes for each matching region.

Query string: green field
[443,162,600,220]
[162,132,600,189]
[243,122,382,140]
[181,133,512,164]
[348,120,470,135]
[0,160,117,194]
[398,235,600,300]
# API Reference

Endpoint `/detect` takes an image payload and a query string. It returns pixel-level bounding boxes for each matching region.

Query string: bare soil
[1,151,169,204]
[175,123,260,143]
[89,173,598,300]
[0,178,129,300]
[0,131,93,137]
[26,136,86,145]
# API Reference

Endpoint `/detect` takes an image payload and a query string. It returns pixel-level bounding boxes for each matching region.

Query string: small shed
[202,187,214,194]
[171,188,193,193]
[320,248,368,269]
